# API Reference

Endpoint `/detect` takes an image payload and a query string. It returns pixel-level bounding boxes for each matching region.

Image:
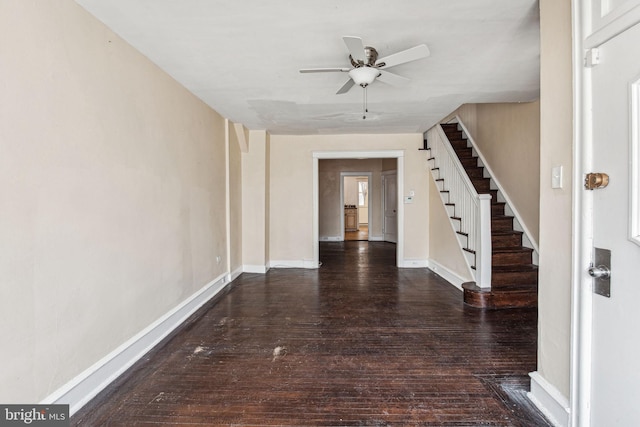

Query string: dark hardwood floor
[344,224,369,241]
[71,241,550,426]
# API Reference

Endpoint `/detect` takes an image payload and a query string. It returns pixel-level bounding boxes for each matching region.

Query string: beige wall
[319,159,384,239]
[444,102,541,244]
[269,134,428,264]
[443,104,478,136]
[382,158,398,171]
[0,0,227,403]
[476,102,540,243]
[241,131,269,270]
[344,176,360,206]
[229,123,243,274]
[265,133,271,262]
[537,0,573,399]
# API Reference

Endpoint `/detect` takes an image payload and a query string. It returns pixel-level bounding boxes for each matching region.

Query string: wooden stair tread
[492,215,515,220]
[463,282,537,293]
[462,282,538,309]
[492,264,538,273]
[491,265,538,287]
[492,230,523,236]
[493,246,533,254]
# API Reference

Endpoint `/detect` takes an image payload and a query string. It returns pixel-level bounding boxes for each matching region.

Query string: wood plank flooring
[71,241,551,426]
[344,225,369,241]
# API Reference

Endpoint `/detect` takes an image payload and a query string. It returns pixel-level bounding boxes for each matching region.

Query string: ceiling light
[348,67,380,120]
[348,67,380,87]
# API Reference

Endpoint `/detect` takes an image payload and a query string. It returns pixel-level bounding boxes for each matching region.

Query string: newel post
[476,194,493,288]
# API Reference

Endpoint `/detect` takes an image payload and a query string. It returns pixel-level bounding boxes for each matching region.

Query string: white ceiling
[75,0,540,135]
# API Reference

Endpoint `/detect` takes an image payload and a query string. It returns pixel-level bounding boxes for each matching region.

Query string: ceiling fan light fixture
[348,67,380,87]
[300,36,431,119]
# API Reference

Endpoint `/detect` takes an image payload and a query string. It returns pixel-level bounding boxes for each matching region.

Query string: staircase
[439,123,538,309]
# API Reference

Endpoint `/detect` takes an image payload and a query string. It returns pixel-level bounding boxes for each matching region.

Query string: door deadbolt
[585,172,609,190]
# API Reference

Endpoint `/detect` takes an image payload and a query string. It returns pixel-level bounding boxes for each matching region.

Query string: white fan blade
[343,36,366,62]
[336,79,355,94]
[299,68,350,73]
[375,44,430,68]
[377,70,410,86]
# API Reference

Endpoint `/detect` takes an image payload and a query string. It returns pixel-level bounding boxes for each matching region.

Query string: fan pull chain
[362,85,368,120]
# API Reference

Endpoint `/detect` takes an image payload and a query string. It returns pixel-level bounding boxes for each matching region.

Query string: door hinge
[584,172,609,190]
[585,48,600,67]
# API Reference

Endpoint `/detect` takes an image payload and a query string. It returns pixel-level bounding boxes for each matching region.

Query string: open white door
[576,2,640,425]
[382,171,397,243]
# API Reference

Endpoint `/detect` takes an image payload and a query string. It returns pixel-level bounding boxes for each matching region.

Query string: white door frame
[570,2,640,425]
[313,150,404,267]
[381,170,398,243]
[571,2,593,425]
[340,172,373,241]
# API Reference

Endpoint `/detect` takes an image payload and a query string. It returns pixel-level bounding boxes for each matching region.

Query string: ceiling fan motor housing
[350,46,378,67]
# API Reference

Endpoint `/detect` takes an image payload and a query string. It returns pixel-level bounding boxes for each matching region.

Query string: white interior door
[582,5,640,424]
[383,172,397,243]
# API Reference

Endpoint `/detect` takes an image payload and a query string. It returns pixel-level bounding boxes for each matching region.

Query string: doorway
[341,173,371,241]
[312,150,405,267]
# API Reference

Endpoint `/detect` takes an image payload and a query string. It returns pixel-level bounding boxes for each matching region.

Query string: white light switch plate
[552,165,563,189]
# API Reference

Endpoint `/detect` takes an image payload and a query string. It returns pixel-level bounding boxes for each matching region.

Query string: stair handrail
[449,115,540,255]
[427,125,492,288]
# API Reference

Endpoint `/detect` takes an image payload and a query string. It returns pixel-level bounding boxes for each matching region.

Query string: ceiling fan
[299,36,430,119]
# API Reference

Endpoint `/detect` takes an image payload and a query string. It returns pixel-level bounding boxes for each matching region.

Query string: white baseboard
[41,273,231,416]
[229,266,243,282]
[242,264,269,274]
[426,259,470,291]
[269,260,320,269]
[527,371,570,427]
[399,259,429,268]
[319,236,343,242]
[319,235,386,242]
